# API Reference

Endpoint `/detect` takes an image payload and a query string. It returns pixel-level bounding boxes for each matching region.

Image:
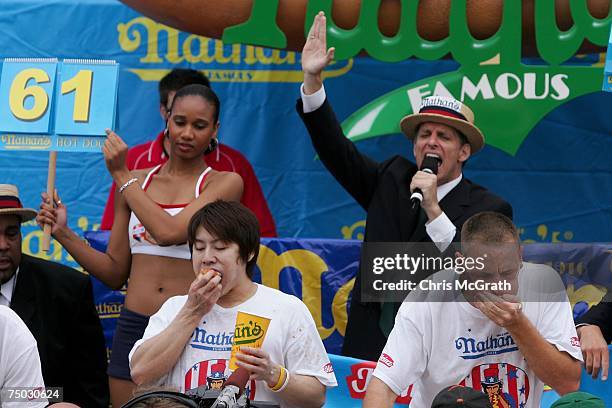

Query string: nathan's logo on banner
[0,134,52,150]
[116,17,352,83]
[95,302,123,319]
[345,361,412,404]
[334,2,611,156]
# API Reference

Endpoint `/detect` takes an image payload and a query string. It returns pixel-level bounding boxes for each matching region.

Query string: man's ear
[455,251,464,259]
[159,103,167,121]
[458,142,471,163]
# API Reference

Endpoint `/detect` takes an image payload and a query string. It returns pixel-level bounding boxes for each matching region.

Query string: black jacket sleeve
[576,291,612,343]
[297,98,381,210]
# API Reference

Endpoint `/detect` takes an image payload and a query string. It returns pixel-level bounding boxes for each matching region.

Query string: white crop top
[128,164,212,260]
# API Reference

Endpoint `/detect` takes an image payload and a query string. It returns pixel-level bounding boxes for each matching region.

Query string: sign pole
[42,150,57,252]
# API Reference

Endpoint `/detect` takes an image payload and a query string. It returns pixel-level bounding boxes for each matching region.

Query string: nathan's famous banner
[86,231,611,356]
[1,1,611,271]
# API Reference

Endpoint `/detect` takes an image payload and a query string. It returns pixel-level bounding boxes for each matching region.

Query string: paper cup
[229,311,271,370]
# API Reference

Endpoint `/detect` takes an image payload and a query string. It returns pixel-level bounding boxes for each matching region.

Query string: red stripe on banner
[419,108,466,121]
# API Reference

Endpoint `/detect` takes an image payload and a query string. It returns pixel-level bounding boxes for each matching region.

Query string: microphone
[410,154,440,210]
[210,367,250,408]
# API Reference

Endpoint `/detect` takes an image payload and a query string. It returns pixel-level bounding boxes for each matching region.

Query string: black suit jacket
[576,291,612,343]
[298,98,513,360]
[11,254,109,407]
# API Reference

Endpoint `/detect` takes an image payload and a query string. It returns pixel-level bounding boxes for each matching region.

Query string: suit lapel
[439,178,471,224]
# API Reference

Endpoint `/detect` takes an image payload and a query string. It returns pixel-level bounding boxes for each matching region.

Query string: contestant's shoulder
[256,284,305,308]
[157,294,189,315]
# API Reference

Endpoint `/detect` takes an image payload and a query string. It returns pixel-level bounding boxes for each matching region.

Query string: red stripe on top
[420,107,466,121]
[158,203,188,209]
[0,198,23,209]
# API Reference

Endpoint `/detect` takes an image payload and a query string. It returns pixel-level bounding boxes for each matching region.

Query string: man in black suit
[297,12,512,361]
[0,184,109,407]
[576,291,611,381]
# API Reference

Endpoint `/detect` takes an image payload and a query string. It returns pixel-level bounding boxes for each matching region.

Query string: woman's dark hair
[188,200,260,278]
[169,84,221,123]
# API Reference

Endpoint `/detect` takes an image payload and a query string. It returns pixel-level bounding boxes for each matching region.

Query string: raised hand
[103,129,130,182]
[302,11,335,94]
[36,190,68,235]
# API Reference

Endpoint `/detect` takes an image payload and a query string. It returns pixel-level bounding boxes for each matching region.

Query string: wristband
[269,366,290,392]
[119,178,138,194]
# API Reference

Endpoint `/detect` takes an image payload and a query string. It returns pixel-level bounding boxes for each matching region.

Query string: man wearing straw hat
[0,184,109,407]
[297,12,513,361]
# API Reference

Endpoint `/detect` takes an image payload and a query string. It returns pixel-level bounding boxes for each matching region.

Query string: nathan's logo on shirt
[190,326,233,351]
[378,353,394,368]
[323,362,334,373]
[459,363,530,408]
[455,331,518,359]
[570,336,580,347]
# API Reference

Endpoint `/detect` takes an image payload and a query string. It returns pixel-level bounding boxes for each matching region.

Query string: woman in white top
[36,84,243,407]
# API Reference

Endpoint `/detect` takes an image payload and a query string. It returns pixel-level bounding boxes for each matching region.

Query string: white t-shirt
[130,284,337,406]
[0,306,47,408]
[373,263,583,408]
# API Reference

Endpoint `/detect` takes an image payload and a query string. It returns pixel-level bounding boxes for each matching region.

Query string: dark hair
[159,68,210,108]
[461,212,519,244]
[168,84,221,123]
[188,200,260,278]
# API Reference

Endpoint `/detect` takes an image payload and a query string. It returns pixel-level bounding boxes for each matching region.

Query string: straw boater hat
[400,95,485,154]
[0,184,37,222]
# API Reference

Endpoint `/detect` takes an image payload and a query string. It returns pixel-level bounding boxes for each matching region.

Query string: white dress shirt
[0,268,18,307]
